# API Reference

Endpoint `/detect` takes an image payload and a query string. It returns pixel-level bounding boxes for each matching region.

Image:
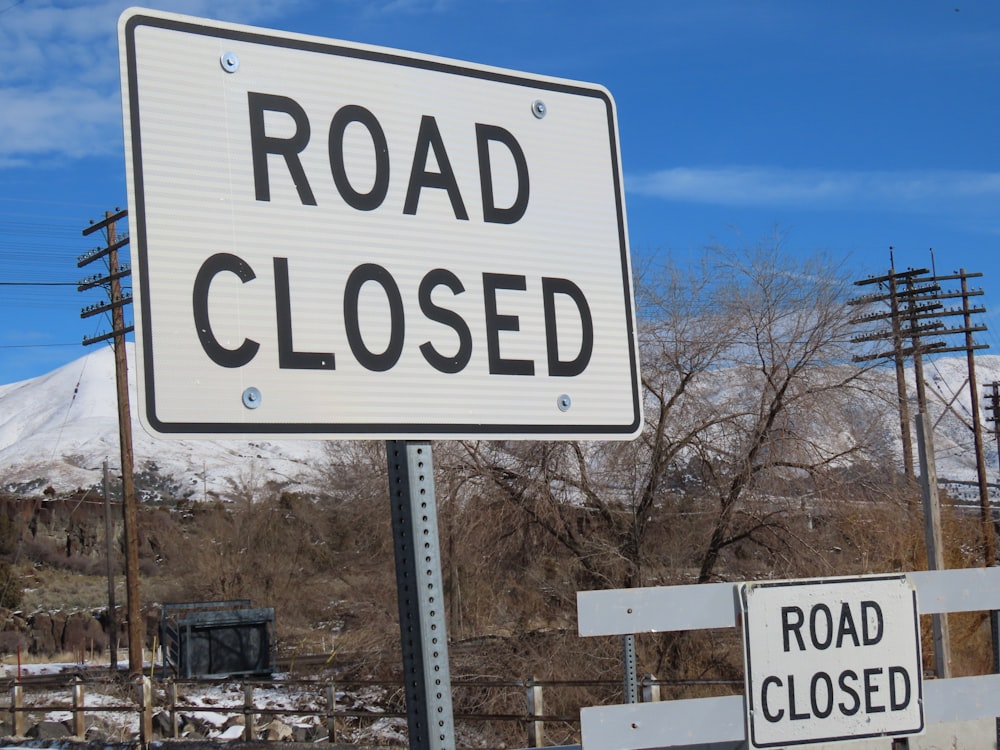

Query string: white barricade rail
[577,567,1000,750]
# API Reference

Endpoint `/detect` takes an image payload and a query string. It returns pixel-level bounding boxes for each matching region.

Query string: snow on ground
[0,345,332,500]
[8,659,409,745]
[3,346,1000,500]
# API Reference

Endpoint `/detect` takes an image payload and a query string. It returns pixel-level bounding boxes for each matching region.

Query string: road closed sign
[118,8,641,439]
[739,575,923,748]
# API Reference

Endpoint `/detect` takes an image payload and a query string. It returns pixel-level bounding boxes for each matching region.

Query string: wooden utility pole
[984,382,1000,551]
[956,270,992,565]
[905,269,992,565]
[914,405,951,678]
[80,210,143,675]
[850,266,938,479]
[905,281,952,678]
[986,383,1000,468]
[102,460,118,671]
[889,272,915,479]
[851,260,991,679]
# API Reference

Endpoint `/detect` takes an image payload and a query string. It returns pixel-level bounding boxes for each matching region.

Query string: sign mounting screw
[220,51,240,73]
[557,394,572,412]
[531,99,547,119]
[242,386,261,409]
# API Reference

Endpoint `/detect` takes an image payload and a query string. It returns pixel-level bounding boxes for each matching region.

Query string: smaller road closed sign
[739,575,923,748]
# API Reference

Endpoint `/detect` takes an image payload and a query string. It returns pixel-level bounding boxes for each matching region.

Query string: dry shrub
[154,442,403,663]
[450,630,623,748]
[0,630,27,654]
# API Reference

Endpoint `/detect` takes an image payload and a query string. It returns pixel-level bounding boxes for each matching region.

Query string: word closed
[740,576,923,748]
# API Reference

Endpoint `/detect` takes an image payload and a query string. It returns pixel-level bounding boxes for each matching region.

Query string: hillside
[0,345,329,500]
[2,346,999,502]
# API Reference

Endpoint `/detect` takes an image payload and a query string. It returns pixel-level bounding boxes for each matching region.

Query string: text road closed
[740,575,923,748]
[118,9,641,439]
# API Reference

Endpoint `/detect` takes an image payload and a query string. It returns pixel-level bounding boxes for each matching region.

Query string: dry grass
[3,471,996,709]
[18,566,114,612]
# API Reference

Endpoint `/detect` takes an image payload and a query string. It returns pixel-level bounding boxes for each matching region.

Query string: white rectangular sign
[739,575,923,748]
[118,8,641,440]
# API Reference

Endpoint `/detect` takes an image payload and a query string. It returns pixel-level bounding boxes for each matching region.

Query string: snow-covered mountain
[1,346,1000,500]
[907,354,1000,501]
[0,345,329,499]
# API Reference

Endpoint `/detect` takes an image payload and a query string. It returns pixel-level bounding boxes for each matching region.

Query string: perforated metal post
[386,441,455,750]
[993,608,1000,750]
[623,634,638,704]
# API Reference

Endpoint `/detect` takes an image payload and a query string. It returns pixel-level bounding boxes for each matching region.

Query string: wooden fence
[0,673,652,747]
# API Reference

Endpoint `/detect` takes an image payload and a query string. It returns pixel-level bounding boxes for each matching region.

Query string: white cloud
[355,0,454,15]
[626,166,1000,215]
[0,0,309,162]
[0,85,121,161]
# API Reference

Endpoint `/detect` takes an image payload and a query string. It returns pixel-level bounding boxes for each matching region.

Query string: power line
[0,0,28,16]
[0,281,78,286]
[0,343,80,349]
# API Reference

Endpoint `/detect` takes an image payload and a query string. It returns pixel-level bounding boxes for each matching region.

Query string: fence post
[135,675,153,747]
[526,675,544,748]
[11,682,23,738]
[641,673,660,704]
[993,608,1000,750]
[242,682,255,741]
[71,677,86,738]
[168,679,179,738]
[326,683,337,743]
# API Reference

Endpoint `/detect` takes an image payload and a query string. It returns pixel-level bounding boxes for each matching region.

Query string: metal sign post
[117,10,642,748]
[386,441,454,749]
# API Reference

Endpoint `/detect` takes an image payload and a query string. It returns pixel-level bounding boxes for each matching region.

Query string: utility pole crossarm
[931,304,987,318]
[848,287,940,307]
[935,323,988,336]
[80,295,133,319]
[83,327,135,347]
[912,343,990,356]
[850,302,942,325]
[931,271,984,283]
[852,340,948,363]
[81,208,127,237]
[77,234,130,268]
[77,264,132,292]
[852,322,944,343]
[853,267,930,287]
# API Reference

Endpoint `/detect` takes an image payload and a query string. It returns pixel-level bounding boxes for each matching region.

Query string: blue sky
[2,0,1000,385]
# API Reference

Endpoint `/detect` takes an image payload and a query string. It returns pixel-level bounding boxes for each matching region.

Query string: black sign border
[121,10,642,438]
[740,574,925,749]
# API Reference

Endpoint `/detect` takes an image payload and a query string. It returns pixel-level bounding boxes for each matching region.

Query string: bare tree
[456,251,741,590]
[691,243,878,582]
[457,240,885,594]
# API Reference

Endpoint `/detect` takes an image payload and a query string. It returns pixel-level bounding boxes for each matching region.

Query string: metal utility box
[160,600,275,678]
